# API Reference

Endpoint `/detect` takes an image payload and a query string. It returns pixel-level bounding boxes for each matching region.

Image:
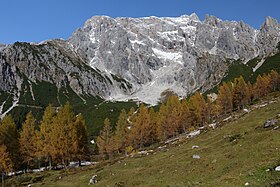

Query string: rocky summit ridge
[0,14,279,108]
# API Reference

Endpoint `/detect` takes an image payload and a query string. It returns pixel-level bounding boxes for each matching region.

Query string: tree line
[0,102,89,177]
[97,70,280,159]
[0,70,279,176]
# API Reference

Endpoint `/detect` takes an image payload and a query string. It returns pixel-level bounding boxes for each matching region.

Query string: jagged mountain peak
[68,13,280,104]
[0,13,279,107]
[262,16,279,29]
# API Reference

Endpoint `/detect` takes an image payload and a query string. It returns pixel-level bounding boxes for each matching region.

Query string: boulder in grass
[89,175,97,185]
[275,166,280,171]
[263,119,278,128]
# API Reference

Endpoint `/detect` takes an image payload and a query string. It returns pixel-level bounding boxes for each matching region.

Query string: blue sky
[0,0,279,44]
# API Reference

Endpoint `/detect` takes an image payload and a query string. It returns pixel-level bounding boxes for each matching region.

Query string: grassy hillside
[6,92,280,187]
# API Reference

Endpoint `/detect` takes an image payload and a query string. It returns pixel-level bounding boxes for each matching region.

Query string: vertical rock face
[0,14,279,105]
[68,14,280,104]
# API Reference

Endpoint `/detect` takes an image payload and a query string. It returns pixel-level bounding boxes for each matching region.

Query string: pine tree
[0,144,13,187]
[97,118,114,159]
[0,115,20,170]
[19,112,37,169]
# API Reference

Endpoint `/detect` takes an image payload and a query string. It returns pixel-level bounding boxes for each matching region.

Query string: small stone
[263,119,278,128]
[243,108,249,113]
[192,145,199,149]
[275,166,280,171]
[212,159,217,163]
[273,126,279,130]
[192,155,200,159]
[245,182,249,186]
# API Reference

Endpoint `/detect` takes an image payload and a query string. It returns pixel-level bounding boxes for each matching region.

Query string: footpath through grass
[6,93,280,187]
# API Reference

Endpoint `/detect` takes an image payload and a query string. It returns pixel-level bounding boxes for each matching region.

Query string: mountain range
[0,14,279,128]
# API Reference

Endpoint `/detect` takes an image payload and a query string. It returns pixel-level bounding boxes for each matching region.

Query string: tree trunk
[38,159,41,169]
[49,156,52,170]
[78,159,81,167]
[2,172,4,187]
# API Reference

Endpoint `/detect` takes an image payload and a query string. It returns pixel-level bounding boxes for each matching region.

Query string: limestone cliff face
[0,40,131,100]
[68,14,280,103]
[0,14,279,106]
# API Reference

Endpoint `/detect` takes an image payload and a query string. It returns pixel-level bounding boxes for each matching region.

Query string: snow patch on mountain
[152,48,183,65]
[66,14,280,104]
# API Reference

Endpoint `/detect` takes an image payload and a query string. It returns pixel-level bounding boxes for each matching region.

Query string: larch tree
[73,114,89,164]
[188,92,207,127]
[246,81,254,103]
[268,70,280,91]
[157,95,182,141]
[216,82,233,115]
[233,76,248,110]
[39,104,56,168]
[97,118,114,160]
[113,109,129,154]
[180,99,191,133]
[253,75,270,100]
[206,96,218,123]
[51,102,76,166]
[0,144,13,187]
[165,95,181,137]
[148,107,158,145]
[19,112,37,169]
[157,103,169,141]
[0,115,20,170]
[128,104,152,149]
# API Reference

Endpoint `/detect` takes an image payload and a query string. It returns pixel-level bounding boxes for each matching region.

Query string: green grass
[6,92,280,187]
